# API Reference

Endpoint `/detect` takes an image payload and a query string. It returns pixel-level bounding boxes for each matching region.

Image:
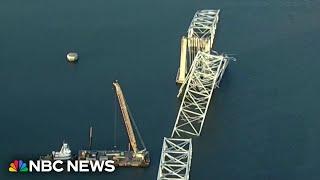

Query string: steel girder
[158,10,225,180]
[187,9,220,45]
[157,138,192,180]
[172,51,228,137]
[186,10,220,68]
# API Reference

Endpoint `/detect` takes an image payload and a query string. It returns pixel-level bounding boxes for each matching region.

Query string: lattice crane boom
[113,81,138,153]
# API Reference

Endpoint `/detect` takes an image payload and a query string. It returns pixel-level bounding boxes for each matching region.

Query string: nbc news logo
[9,159,115,173]
[9,160,28,173]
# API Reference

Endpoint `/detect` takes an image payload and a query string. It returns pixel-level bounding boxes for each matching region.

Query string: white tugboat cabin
[52,143,72,160]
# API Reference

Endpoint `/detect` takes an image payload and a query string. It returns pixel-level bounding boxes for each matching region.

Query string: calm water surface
[1,0,320,179]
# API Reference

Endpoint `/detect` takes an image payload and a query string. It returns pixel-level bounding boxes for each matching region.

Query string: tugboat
[40,142,75,161]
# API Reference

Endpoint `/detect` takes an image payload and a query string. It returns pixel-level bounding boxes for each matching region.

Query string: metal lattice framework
[158,10,226,180]
[172,51,228,137]
[186,9,220,70]
[188,9,220,46]
[157,138,192,180]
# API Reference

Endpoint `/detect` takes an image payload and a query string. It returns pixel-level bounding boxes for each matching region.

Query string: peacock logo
[9,160,28,173]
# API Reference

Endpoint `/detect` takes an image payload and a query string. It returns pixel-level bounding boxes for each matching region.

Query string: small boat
[52,143,72,160]
[40,142,74,161]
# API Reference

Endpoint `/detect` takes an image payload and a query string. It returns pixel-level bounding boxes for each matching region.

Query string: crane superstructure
[113,81,139,153]
[78,81,150,167]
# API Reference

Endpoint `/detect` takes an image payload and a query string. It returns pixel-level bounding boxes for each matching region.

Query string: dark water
[1,0,320,179]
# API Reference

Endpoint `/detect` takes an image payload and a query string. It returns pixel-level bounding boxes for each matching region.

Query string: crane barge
[78,81,150,167]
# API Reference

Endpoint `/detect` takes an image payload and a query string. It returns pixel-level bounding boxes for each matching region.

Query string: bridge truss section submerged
[157,138,192,180]
[158,9,230,180]
[173,52,229,137]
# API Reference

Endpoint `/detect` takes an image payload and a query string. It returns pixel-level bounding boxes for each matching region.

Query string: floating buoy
[66,52,78,62]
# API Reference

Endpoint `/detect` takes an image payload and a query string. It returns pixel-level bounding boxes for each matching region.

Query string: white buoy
[67,52,78,62]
